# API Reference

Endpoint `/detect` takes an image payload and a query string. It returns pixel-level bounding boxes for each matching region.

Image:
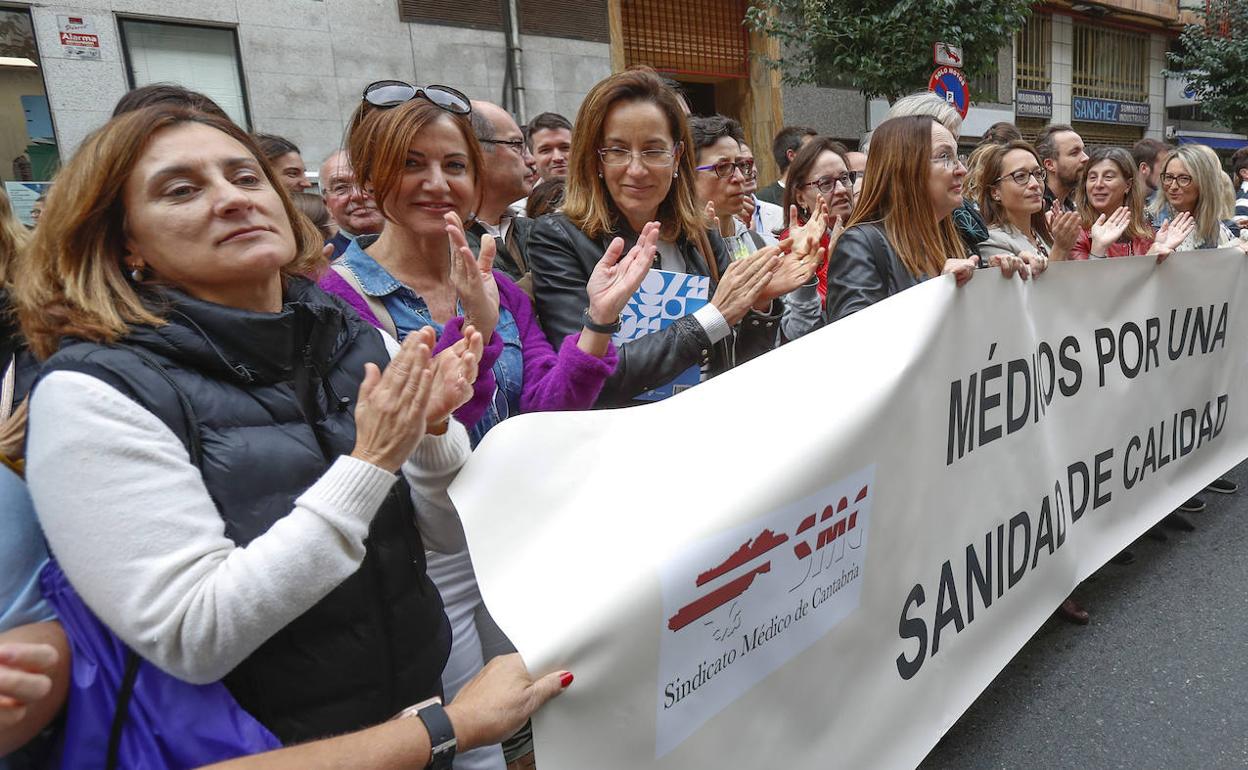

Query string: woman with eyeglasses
[14,103,573,766]
[824,116,1023,324]
[320,80,651,770]
[973,141,1078,271]
[528,67,822,406]
[779,136,854,304]
[1070,146,1195,261]
[1149,144,1248,254]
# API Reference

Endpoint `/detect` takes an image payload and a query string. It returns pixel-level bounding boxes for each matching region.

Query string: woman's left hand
[759,238,825,301]
[445,213,500,345]
[584,221,660,326]
[1049,205,1081,258]
[425,325,484,433]
[988,252,1030,280]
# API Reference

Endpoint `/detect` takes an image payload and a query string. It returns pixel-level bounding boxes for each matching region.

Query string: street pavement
[921,461,1248,769]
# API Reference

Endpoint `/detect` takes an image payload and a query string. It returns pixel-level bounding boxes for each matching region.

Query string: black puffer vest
[41,278,451,744]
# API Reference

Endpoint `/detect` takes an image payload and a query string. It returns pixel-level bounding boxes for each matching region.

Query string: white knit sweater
[26,333,471,685]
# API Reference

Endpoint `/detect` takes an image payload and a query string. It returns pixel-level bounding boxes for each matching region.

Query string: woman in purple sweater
[319,82,651,770]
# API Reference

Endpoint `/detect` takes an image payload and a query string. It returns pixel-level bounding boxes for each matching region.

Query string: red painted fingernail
[560,672,574,688]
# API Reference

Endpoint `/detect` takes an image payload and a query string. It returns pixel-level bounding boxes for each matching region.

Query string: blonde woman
[1150,144,1248,253]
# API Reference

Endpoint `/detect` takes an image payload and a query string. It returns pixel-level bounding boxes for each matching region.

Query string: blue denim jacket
[339,243,523,446]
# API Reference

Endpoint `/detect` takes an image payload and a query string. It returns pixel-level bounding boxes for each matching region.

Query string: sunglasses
[361,81,471,114]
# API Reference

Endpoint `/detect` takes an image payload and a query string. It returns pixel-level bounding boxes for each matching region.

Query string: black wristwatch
[581,307,622,334]
[394,697,457,769]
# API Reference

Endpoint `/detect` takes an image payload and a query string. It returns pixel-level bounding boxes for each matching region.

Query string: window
[622,0,751,79]
[119,20,249,128]
[1015,14,1051,92]
[0,6,58,193]
[1072,23,1148,103]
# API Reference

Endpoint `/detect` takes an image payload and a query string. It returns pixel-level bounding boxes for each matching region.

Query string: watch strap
[417,701,457,770]
[582,308,622,334]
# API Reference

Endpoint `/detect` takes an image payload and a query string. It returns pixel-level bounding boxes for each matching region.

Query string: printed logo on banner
[655,466,874,756]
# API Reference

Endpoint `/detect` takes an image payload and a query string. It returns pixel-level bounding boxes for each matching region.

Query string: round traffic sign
[928,65,970,119]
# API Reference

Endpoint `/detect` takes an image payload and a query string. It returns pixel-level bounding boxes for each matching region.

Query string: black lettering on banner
[896,585,927,680]
[1212,303,1228,350]
[979,351,1003,448]
[1094,327,1115,387]
[1168,307,1190,361]
[1031,496,1056,569]
[1037,342,1057,407]
[1054,479,1067,548]
[931,561,964,657]
[947,372,977,465]
[965,535,992,624]
[1144,316,1161,372]
[1067,461,1090,523]
[1118,322,1144,379]
[1007,511,1030,588]
[1093,449,1114,510]
[1058,335,1082,396]
[1007,357,1032,434]
[1124,435,1141,490]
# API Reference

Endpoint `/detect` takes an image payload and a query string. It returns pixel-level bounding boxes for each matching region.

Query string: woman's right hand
[1089,206,1132,254]
[444,653,570,753]
[446,213,501,345]
[351,328,436,473]
[710,249,781,325]
[942,257,977,287]
[0,643,58,729]
[425,325,484,433]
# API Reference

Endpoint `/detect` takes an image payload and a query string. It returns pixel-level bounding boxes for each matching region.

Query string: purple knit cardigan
[320,268,617,427]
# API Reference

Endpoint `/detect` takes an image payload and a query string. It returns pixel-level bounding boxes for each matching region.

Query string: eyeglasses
[598,144,681,167]
[695,159,756,179]
[931,152,968,171]
[1161,173,1194,188]
[802,174,852,194]
[848,170,864,184]
[481,137,528,153]
[362,81,471,114]
[994,167,1047,187]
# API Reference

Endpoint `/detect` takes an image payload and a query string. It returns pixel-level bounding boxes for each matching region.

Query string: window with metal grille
[519,0,609,41]
[621,0,751,79]
[397,0,503,30]
[1014,14,1051,92]
[1072,23,1149,103]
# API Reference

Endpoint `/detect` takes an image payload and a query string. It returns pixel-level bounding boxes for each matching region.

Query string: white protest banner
[449,250,1248,768]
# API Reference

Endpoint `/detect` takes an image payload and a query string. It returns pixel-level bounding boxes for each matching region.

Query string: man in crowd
[527,112,573,186]
[319,150,385,259]
[845,149,868,198]
[1232,146,1248,231]
[1131,137,1172,207]
[738,142,783,244]
[469,100,538,290]
[756,125,817,205]
[1035,124,1088,212]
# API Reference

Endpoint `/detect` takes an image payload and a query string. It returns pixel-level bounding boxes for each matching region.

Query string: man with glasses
[319,150,385,259]
[468,100,538,291]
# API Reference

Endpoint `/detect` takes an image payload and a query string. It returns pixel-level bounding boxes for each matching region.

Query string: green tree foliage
[745,0,1032,102]
[1167,0,1248,135]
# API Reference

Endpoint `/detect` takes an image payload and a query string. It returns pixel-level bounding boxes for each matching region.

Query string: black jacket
[528,212,782,407]
[465,216,535,294]
[824,222,925,323]
[40,278,450,744]
[756,181,784,206]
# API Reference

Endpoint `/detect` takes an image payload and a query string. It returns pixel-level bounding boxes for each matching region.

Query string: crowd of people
[1,67,1247,770]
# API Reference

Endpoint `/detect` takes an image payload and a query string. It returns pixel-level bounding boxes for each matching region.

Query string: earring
[128,263,146,282]
[598,171,603,179]
[673,171,679,178]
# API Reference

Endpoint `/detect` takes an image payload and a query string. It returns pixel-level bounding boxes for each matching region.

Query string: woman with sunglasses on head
[15,104,567,767]
[973,140,1075,272]
[779,136,854,305]
[321,81,651,770]
[1070,146,1195,261]
[1149,144,1248,254]
[824,116,1025,325]
[528,68,822,406]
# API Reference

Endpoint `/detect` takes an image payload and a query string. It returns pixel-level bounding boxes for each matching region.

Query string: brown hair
[781,136,851,227]
[562,67,717,281]
[1075,146,1153,241]
[14,106,324,359]
[0,186,28,287]
[347,98,485,224]
[292,191,335,240]
[974,141,1054,242]
[846,116,965,278]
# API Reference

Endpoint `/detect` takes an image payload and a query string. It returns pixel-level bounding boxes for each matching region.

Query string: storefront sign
[1014,90,1053,119]
[57,16,100,60]
[1072,96,1150,127]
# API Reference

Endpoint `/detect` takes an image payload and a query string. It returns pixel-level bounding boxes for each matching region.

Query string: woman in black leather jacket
[824,116,1025,324]
[528,68,818,407]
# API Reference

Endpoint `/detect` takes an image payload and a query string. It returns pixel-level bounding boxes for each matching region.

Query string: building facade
[0,0,1240,211]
